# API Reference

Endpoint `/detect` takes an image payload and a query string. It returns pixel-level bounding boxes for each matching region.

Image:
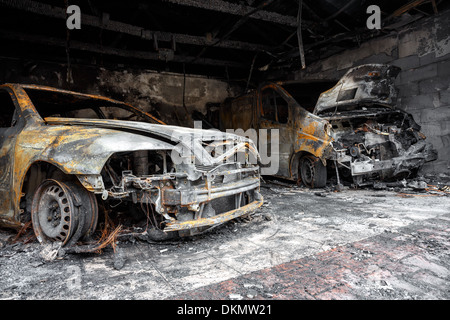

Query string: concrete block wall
[292,10,450,174]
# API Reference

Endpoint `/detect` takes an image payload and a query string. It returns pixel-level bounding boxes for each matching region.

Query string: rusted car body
[219,64,437,187]
[0,83,262,247]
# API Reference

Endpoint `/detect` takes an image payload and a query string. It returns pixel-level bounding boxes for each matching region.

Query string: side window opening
[261,89,289,124]
[276,96,288,124]
[262,90,276,122]
[0,90,17,128]
[23,88,147,122]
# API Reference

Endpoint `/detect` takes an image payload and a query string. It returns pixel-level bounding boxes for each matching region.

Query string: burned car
[0,83,262,248]
[219,64,437,188]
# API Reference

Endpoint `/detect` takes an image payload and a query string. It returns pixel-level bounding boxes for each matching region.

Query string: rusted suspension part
[31,179,98,247]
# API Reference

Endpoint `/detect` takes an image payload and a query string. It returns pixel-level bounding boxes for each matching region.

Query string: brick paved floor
[173,215,450,300]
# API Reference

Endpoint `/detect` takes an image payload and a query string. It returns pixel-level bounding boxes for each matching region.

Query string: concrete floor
[0,180,449,300]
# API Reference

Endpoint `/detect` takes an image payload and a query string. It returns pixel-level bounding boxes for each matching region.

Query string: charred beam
[323,0,358,22]
[296,0,305,69]
[0,0,274,52]
[431,0,438,14]
[162,0,299,27]
[0,30,247,68]
[189,0,279,64]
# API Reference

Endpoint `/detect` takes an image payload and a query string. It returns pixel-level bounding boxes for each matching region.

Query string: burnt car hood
[44,117,258,167]
[314,64,401,115]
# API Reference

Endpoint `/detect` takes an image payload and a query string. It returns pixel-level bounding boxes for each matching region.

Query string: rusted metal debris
[389,0,438,18]
[0,83,263,253]
[219,64,438,188]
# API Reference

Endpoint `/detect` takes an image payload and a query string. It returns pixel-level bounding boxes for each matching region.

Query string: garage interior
[0,0,450,301]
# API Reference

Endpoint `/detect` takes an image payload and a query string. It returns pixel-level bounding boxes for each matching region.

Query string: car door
[257,86,295,177]
[0,88,22,222]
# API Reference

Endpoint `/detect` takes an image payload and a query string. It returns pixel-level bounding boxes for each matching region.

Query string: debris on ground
[314,192,328,197]
[407,180,428,190]
[39,242,62,262]
[113,246,127,270]
[228,293,243,300]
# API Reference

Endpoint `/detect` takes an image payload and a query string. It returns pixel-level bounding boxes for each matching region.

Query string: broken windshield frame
[23,87,162,124]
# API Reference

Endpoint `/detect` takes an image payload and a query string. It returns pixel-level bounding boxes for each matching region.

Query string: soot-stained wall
[0,59,238,127]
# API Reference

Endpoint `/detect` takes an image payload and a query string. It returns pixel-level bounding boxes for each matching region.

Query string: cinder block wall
[290,10,450,174]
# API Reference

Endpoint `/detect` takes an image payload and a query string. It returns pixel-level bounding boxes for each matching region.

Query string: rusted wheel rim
[32,180,78,246]
[300,157,315,186]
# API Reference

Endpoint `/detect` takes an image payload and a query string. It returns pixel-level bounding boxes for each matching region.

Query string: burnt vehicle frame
[219,64,437,188]
[0,83,262,248]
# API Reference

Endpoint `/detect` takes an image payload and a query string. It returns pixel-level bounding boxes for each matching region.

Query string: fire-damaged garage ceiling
[0,0,448,82]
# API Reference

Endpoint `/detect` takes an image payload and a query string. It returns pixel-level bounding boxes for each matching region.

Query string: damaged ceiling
[0,0,448,84]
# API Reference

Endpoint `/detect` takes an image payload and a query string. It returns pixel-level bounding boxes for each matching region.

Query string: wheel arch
[17,160,78,223]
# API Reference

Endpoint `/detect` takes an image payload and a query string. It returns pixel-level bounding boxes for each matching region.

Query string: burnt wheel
[299,155,327,188]
[31,179,98,247]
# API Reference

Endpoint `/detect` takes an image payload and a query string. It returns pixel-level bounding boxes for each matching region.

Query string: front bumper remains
[80,163,263,234]
[164,195,263,232]
[162,173,263,231]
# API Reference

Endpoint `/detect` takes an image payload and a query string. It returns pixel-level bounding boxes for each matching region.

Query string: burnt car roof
[4,83,126,104]
[313,64,401,115]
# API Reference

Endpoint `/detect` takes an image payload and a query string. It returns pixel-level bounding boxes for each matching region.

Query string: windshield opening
[24,88,157,123]
[279,81,336,113]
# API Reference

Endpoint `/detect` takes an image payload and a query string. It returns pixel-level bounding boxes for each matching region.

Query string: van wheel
[299,155,327,188]
[31,179,98,247]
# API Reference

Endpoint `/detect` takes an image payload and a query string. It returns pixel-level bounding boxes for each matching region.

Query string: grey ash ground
[1,175,449,300]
